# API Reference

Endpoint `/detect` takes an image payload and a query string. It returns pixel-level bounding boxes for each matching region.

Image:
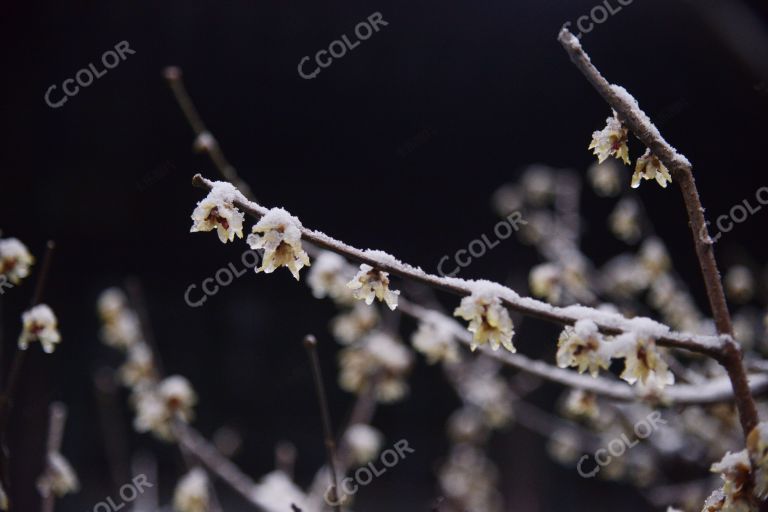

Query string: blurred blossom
[338,331,413,402]
[588,161,622,197]
[609,198,642,243]
[331,303,379,345]
[724,265,755,304]
[344,424,383,466]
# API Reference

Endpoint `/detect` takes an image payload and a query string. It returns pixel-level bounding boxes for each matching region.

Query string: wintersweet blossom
[190,182,245,243]
[747,422,768,498]
[588,161,622,197]
[589,111,630,165]
[0,238,34,284]
[18,304,61,353]
[331,303,379,344]
[562,389,599,420]
[453,293,515,353]
[173,468,210,512]
[247,208,310,280]
[37,452,79,497]
[556,320,609,377]
[618,337,674,389]
[633,149,672,189]
[464,373,513,427]
[338,332,413,403]
[119,343,157,389]
[307,251,354,304]
[134,375,196,440]
[709,450,754,512]
[411,322,460,365]
[609,198,642,243]
[529,263,561,303]
[347,264,399,310]
[344,424,383,465]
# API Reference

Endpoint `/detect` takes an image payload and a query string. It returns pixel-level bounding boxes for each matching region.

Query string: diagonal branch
[557,27,757,436]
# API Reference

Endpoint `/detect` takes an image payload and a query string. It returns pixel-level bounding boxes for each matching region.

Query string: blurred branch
[40,402,67,512]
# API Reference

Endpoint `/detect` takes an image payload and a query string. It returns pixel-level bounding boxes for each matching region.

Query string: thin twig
[163,66,255,200]
[40,402,67,512]
[557,27,758,437]
[303,335,342,512]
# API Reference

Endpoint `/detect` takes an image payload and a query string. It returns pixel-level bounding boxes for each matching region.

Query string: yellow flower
[0,238,34,285]
[18,304,61,354]
[338,332,412,403]
[247,208,310,280]
[589,112,630,165]
[633,149,672,189]
[134,376,196,441]
[748,422,768,499]
[173,468,210,512]
[709,450,754,512]
[190,182,245,243]
[556,321,609,377]
[618,337,674,389]
[454,293,515,353]
[347,264,399,310]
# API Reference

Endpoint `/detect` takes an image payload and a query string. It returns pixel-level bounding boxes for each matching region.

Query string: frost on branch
[556,319,610,377]
[338,331,413,403]
[634,149,672,189]
[18,304,61,353]
[190,181,245,243]
[454,293,515,353]
[347,263,400,310]
[247,208,310,280]
[134,375,197,441]
[589,111,630,165]
[0,237,34,284]
[174,468,210,512]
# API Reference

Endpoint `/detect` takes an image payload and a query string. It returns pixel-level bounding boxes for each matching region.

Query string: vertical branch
[40,402,67,512]
[556,27,758,436]
[303,335,342,512]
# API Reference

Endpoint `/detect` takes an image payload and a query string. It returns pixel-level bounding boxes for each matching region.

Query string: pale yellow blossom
[633,149,672,189]
[454,293,515,353]
[589,112,630,165]
[18,304,61,353]
[247,208,310,280]
[347,264,399,310]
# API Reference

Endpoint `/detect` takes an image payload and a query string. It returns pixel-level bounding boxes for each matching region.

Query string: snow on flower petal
[0,237,34,285]
[589,111,630,165]
[454,293,515,353]
[747,422,768,499]
[347,264,399,310]
[18,304,61,353]
[633,149,672,189]
[709,450,754,511]
[190,182,245,243]
[247,208,310,280]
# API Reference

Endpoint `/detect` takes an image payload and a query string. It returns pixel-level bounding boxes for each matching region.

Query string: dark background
[1,0,767,510]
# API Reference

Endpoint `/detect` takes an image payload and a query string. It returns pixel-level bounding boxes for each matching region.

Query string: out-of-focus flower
[134,375,196,440]
[709,450,754,511]
[190,182,245,243]
[588,161,622,197]
[0,481,7,510]
[529,263,561,303]
[725,266,755,304]
[618,337,674,389]
[0,238,34,285]
[247,208,310,280]
[411,322,460,365]
[119,343,157,389]
[447,408,488,444]
[439,445,503,512]
[556,320,609,377]
[562,389,600,420]
[347,264,399,310]
[97,288,142,350]
[747,422,768,499]
[639,238,671,278]
[339,332,413,403]
[37,452,79,498]
[589,112,630,165]
[173,468,210,512]
[307,251,354,304]
[18,304,61,353]
[331,303,379,345]
[521,165,554,205]
[344,424,383,466]
[633,149,672,189]
[454,293,515,353]
[609,198,642,243]
[463,373,513,428]
[97,287,126,321]
[547,428,581,465]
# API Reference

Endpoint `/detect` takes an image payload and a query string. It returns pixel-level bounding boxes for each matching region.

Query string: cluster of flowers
[96,288,209,512]
[557,319,674,391]
[589,111,672,189]
[191,183,521,358]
